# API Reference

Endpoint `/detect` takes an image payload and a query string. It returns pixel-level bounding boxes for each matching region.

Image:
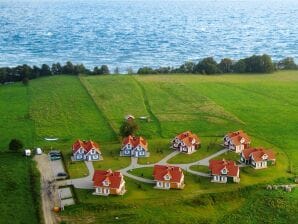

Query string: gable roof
[242,147,275,162]
[209,159,239,177]
[92,169,123,188]
[72,139,100,153]
[153,165,183,182]
[122,135,148,150]
[175,131,200,147]
[226,130,250,145]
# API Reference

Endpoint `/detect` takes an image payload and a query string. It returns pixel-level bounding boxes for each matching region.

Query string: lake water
[0,0,297,71]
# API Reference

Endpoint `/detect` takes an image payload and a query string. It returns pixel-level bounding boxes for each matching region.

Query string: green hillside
[1,71,298,223]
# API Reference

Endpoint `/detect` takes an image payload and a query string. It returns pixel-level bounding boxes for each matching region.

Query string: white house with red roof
[120,135,149,157]
[209,159,240,183]
[223,130,251,153]
[240,147,276,169]
[153,165,185,189]
[171,131,200,154]
[72,139,102,161]
[92,169,126,196]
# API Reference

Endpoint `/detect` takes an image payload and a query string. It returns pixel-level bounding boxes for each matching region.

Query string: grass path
[132,76,163,138]
[78,75,118,141]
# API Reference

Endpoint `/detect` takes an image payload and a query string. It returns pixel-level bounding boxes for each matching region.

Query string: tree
[62,61,75,74]
[219,58,233,73]
[51,63,62,75]
[9,139,24,151]
[22,77,29,85]
[137,67,156,74]
[40,64,52,76]
[119,120,138,138]
[179,61,196,73]
[101,65,110,74]
[127,67,134,74]
[233,59,246,73]
[194,57,221,74]
[277,57,297,70]
[114,67,119,74]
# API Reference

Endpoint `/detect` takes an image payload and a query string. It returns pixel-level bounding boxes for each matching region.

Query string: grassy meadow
[1,71,298,223]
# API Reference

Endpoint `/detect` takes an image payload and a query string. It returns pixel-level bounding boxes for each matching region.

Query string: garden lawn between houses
[1,71,298,223]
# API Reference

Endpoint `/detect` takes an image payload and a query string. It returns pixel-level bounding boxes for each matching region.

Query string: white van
[36,148,42,155]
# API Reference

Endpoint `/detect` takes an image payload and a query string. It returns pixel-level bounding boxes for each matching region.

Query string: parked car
[36,148,42,155]
[50,155,61,161]
[56,172,68,180]
[49,150,61,156]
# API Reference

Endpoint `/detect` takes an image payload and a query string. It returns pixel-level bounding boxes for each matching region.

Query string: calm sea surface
[0,0,297,70]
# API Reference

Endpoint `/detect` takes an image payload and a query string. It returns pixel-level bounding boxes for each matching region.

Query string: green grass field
[1,71,298,223]
[0,152,40,224]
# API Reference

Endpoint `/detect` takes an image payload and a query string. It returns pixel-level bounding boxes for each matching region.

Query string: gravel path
[34,154,59,224]
[68,148,230,187]
[66,161,94,189]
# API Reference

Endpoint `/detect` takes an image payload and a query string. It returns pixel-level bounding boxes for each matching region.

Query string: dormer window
[127,144,131,149]
[103,180,109,186]
[92,149,95,154]
[221,168,228,175]
[262,154,268,160]
[164,174,171,180]
[80,148,84,154]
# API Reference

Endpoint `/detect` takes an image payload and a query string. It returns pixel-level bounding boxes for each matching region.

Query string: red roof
[175,131,200,147]
[122,135,148,150]
[209,159,239,177]
[72,139,100,153]
[93,170,123,188]
[242,147,275,162]
[153,165,183,183]
[227,130,250,145]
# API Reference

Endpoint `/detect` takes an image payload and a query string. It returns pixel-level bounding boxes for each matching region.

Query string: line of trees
[138,55,298,75]
[0,61,110,84]
[0,55,297,84]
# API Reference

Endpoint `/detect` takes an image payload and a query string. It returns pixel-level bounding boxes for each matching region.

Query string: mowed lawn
[1,71,298,224]
[0,83,34,150]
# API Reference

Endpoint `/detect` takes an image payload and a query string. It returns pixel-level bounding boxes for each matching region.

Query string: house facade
[209,159,240,183]
[72,140,102,161]
[92,169,126,196]
[153,165,185,189]
[223,130,251,153]
[171,131,200,154]
[120,135,149,157]
[240,147,276,169]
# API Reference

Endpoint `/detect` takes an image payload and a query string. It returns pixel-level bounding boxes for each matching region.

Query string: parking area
[58,187,75,210]
[50,159,67,180]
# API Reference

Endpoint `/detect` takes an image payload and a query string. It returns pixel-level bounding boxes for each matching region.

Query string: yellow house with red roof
[92,169,126,196]
[171,131,200,154]
[223,130,251,153]
[240,147,276,169]
[153,165,185,189]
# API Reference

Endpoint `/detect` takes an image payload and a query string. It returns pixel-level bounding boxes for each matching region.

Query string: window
[221,168,227,175]
[157,181,162,187]
[165,182,170,188]
[164,175,171,180]
[93,154,98,159]
[105,188,110,194]
[127,144,131,149]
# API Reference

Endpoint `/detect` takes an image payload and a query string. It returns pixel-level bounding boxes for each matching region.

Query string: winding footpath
[68,148,229,188]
